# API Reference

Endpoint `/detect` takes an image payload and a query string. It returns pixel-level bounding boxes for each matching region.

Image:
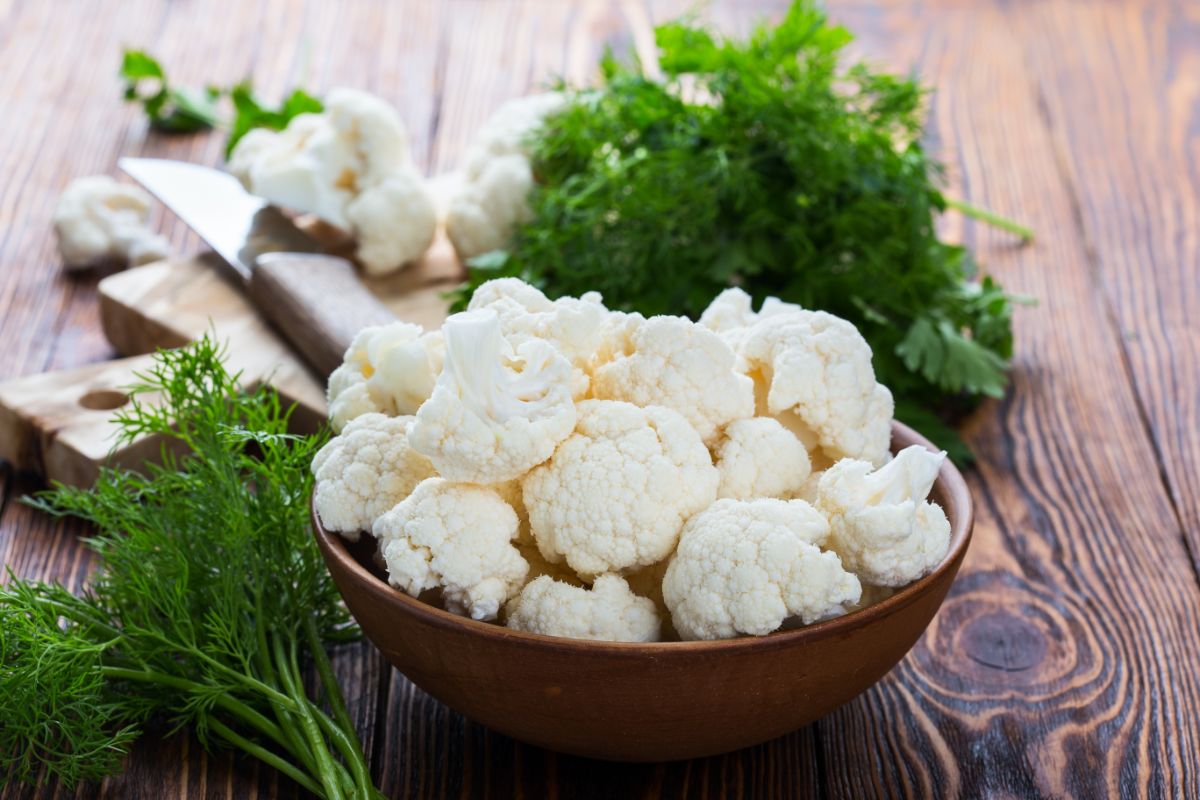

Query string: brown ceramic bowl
[313,421,973,762]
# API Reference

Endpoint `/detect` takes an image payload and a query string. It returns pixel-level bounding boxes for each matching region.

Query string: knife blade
[119,158,399,378]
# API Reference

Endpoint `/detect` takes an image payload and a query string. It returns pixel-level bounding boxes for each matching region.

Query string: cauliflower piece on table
[523,399,718,578]
[741,308,893,466]
[663,498,861,640]
[53,176,171,269]
[445,93,566,259]
[374,478,529,621]
[590,314,755,444]
[815,445,951,588]
[713,417,811,500]
[468,278,609,399]
[409,309,575,483]
[229,88,436,275]
[505,574,661,643]
[311,413,435,540]
[326,322,443,432]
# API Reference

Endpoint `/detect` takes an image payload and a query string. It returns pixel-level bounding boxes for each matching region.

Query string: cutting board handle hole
[79,389,130,410]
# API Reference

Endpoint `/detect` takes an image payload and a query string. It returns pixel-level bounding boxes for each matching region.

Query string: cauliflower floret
[663,498,861,640]
[698,287,759,333]
[741,308,893,466]
[504,574,661,642]
[53,176,171,269]
[445,93,566,259]
[789,469,825,503]
[374,478,529,620]
[698,288,801,356]
[311,414,435,540]
[523,399,719,577]
[468,278,609,399]
[344,176,439,274]
[409,309,575,483]
[713,417,811,500]
[229,88,436,275]
[590,314,754,444]
[815,445,951,587]
[326,322,443,432]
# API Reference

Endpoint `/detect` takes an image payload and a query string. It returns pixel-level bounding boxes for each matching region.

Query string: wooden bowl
[313,421,973,762]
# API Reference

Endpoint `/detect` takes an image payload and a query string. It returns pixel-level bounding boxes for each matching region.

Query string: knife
[119,158,399,378]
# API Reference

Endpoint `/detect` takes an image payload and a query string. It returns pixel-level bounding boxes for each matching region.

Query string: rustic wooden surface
[1,0,1197,797]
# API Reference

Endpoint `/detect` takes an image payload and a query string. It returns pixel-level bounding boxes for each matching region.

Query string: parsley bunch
[0,339,378,798]
[461,1,1032,458]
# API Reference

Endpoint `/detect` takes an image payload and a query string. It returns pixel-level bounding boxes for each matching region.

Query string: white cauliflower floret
[326,322,443,432]
[663,498,861,640]
[505,574,660,643]
[816,445,951,587]
[374,478,529,620]
[698,288,800,356]
[741,308,893,466]
[311,414,435,540]
[409,309,575,483]
[790,469,825,503]
[698,287,759,333]
[445,93,566,259]
[53,176,171,269]
[713,417,811,500]
[229,88,436,275]
[344,176,439,274]
[590,314,754,444]
[468,278,609,399]
[523,399,718,577]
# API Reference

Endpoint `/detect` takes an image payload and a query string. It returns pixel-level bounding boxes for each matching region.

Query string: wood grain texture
[1,0,1197,798]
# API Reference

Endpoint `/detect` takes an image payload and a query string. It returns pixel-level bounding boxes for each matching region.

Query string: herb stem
[209,719,324,798]
[274,635,346,800]
[944,197,1035,243]
[304,617,371,793]
[99,666,289,751]
[255,606,321,781]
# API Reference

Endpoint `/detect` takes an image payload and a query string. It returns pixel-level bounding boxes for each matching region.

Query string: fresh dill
[0,337,378,798]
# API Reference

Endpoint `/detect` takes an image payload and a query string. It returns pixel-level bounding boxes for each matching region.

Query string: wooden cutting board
[0,238,459,487]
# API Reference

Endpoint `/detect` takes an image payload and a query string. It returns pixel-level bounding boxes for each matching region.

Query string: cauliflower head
[523,399,719,577]
[663,498,861,640]
[816,445,951,587]
[229,88,436,275]
[590,314,754,444]
[713,417,811,500]
[409,309,575,483]
[53,175,171,269]
[504,574,661,643]
[445,93,566,259]
[468,278,609,399]
[374,477,529,620]
[311,413,435,539]
[741,308,893,466]
[326,322,443,432]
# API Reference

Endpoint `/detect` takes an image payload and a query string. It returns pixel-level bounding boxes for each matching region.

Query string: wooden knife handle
[247,253,399,379]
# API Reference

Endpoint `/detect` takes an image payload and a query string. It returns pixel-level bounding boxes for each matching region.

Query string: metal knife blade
[118,158,322,285]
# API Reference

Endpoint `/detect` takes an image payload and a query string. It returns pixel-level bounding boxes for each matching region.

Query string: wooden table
[2,0,1197,797]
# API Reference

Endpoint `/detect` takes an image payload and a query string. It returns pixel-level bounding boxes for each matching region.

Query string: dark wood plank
[1015,0,1200,572]
[812,1,1200,798]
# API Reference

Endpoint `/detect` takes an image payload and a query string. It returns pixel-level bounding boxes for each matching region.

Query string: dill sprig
[1,337,378,798]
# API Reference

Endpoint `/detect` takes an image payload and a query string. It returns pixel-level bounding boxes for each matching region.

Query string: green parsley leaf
[226,82,324,157]
[120,49,219,133]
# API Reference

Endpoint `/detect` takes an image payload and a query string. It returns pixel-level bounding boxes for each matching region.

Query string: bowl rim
[313,420,974,656]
